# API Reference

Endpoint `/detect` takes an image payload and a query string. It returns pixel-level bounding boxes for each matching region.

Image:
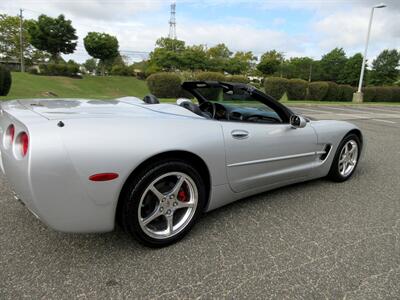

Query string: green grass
[1,72,399,106]
[1,72,150,100]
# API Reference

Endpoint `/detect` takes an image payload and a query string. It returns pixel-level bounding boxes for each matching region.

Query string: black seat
[143,94,160,104]
[179,101,211,119]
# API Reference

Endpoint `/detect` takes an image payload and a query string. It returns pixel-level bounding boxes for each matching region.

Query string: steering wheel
[199,102,216,119]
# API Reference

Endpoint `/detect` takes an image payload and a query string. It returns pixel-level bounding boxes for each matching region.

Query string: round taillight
[16,132,29,157]
[4,124,15,148]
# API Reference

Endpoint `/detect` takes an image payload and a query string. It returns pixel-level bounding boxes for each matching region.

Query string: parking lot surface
[1,105,400,299]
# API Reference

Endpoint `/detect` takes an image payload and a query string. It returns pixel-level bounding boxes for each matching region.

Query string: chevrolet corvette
[0,81,363,246]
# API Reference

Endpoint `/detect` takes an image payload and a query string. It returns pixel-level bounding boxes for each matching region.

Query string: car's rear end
[0,100,117,233]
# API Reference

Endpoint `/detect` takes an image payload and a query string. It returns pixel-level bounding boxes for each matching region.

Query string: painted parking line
[356,106,400,114]
[372,119,397,124]
[322,106,372,114]
[290,107,330,114]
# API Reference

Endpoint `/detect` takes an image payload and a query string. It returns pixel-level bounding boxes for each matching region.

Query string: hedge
[286,79,308,100]
[307,81,329,101]
[324,82,340,101]
[195,72,226,82]
[362,87,377,102]
[392,87,400,102]
[374,86,393,102]
[146,73,182,98]
[264,77,288,100]
[0,65,12,96]
[38,63,80,77]
[226,75,249,84]
[338,84,355,102]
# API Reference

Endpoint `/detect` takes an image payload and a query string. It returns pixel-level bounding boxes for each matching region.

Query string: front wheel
[120,160,206,247]
[328,133,361,182]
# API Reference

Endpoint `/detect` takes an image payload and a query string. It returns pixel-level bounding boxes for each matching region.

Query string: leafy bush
[226,75,249,84]
[324,81,339,101]
[307,81,329,101]
[373,87,393,102]
[39,63,79,77]
[264,77,289,100]
[195,72,226,82]
[110,65,132,76]
[146,73,182,98]
[286,79,308,100]
[338,84,355,102]
[391,87,400,102]
[0,65,12,96]
[362,87,377,102]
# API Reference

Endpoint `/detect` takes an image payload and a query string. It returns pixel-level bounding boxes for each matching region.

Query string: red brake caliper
[178,189,188,202]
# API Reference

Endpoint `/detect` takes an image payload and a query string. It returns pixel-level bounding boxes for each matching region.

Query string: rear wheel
[328,133,361,182]
[120,160,206,247]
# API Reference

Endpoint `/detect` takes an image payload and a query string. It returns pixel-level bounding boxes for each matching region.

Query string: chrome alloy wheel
[338,140,358,177]
[138,172,198,239]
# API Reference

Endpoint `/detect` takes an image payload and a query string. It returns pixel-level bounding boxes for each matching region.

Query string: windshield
[193,86,274,112]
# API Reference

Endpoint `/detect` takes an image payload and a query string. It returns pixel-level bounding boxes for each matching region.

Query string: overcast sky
[1,0,399,63]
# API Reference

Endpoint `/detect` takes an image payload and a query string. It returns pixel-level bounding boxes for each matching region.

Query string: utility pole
[19,9,25,72]
[308,63,312,82]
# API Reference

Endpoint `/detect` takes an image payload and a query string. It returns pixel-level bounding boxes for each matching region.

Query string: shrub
[263,77,289,100]
[110,65,132,76]
[0,65,12,96]
[362,87,377,102]
[308,81,329,101]
[374,86,393,102]
[226,75,249,84]
[39,63,79,77]
[286,79,308,100]
[338,84,355,102]
[391,87,400,102]
[195,72,226,82]
[146,73,182,98]
[324,81,340,101]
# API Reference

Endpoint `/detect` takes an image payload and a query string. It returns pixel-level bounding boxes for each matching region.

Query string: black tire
[328,133,361,182]
[120,159,206,247]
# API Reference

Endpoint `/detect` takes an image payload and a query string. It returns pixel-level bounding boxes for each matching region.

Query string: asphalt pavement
[1,105,400,299]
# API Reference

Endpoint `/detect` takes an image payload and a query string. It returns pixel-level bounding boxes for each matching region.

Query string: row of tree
[146,39,400,86]
[1,13,399,85]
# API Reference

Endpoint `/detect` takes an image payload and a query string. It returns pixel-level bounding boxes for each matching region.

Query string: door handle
[231,130,249,139]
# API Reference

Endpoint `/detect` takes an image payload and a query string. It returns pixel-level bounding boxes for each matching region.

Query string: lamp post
[352,3,386,103]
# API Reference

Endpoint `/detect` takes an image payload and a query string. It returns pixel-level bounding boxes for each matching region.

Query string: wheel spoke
[170,176,185,197]
[165,214,174,235]
[149,185,165,201]
[142,210,162,226]
[177,201,195,209]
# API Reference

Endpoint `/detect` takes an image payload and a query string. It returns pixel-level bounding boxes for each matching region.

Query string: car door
[221,121,319,193]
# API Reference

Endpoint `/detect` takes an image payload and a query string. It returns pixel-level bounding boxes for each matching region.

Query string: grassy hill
[1,72,150,100]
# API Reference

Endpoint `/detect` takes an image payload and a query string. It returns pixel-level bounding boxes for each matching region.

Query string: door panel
[222,122,318,193]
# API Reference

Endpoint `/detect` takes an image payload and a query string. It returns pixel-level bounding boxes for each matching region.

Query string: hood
[15,98,203,120]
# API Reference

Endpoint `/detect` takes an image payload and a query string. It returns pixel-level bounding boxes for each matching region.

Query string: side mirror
[290,114,307,129]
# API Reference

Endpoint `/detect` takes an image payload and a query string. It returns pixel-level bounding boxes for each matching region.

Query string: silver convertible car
[0,81,363,246]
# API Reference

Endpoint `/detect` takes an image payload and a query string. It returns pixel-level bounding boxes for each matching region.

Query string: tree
[257,50,284,75]
[28,14,77,62]
[338,53,363,86]
[0,14,49,65]
[282,57,314,80]
[181,45,208,71]
[83,58,97,74]
[226,51,256,75]
[148,37,185,71]
[206,43,232,72]
[319,47,347,82]
[84,32,119,75]
[369,49,400,85]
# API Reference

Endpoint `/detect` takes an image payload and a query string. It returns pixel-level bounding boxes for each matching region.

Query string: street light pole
[353,3,386,103]
[19,8,25,73]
